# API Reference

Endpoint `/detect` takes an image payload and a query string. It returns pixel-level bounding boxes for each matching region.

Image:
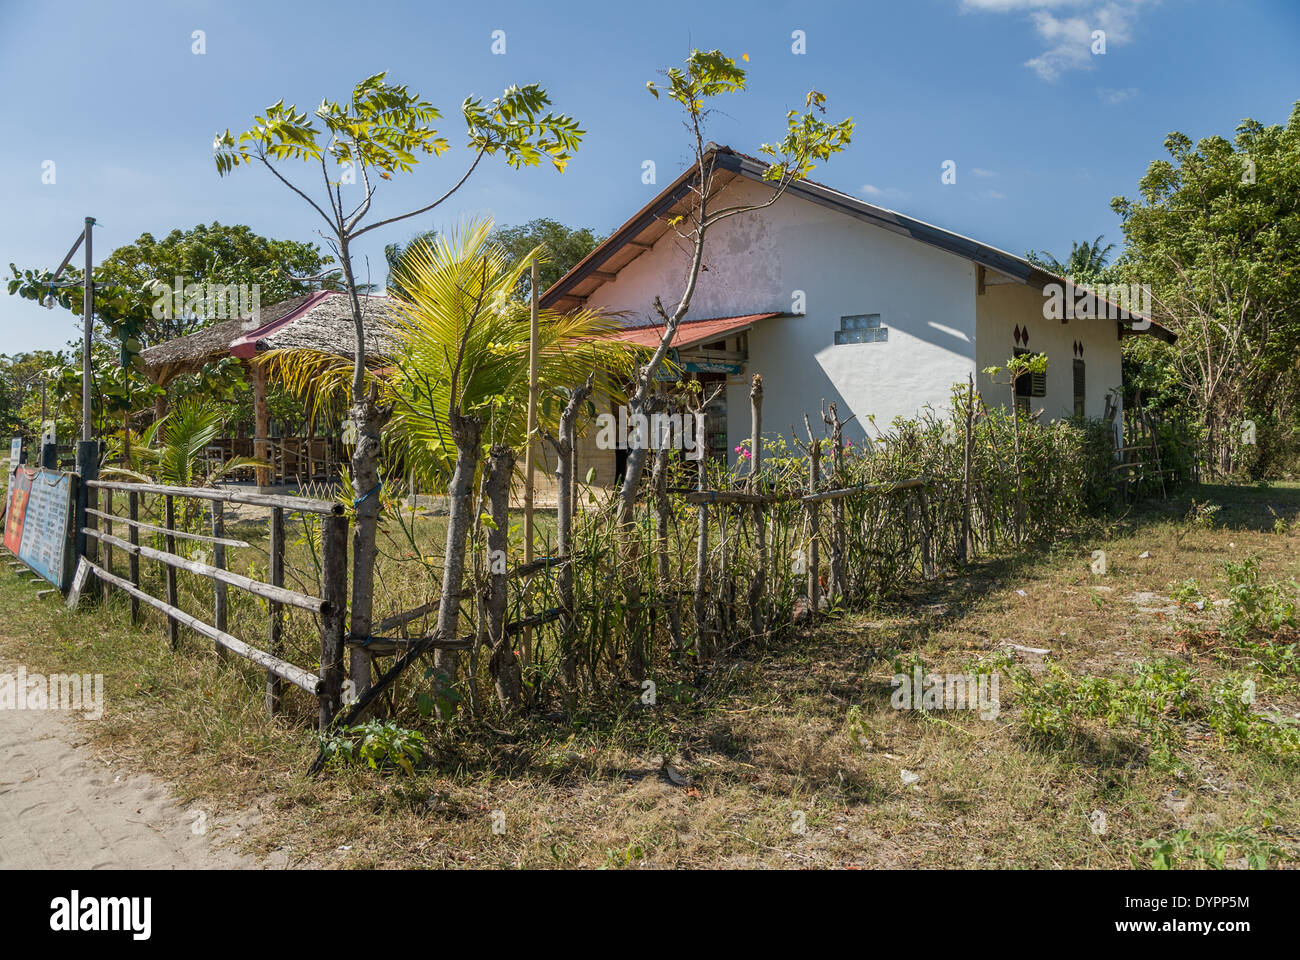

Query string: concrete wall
[974,279,1124,433]
[585,178,979,463]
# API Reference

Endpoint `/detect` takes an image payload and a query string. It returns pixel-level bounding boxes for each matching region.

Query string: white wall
[974,280,1124,434]
[585,178,978,462]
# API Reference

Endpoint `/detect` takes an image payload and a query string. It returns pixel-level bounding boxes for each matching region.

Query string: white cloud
[962,0,1144,81]
[971,167,998,177]
[981,189,1008,200]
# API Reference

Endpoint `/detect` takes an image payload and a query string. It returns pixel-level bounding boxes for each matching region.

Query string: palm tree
[103,396,262,488]
[265,216,635,491]
[1027,235,1116,279]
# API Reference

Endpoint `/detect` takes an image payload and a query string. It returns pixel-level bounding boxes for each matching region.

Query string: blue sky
[1,0,1296,354]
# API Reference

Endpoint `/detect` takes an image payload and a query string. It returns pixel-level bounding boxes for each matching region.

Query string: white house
[541,144,1173,474]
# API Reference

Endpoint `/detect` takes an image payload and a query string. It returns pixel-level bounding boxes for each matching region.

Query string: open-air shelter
[139,290,398,488]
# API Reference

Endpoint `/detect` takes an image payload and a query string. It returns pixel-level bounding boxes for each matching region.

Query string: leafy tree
[95,222,333,344]
[609,50,853,675]
[1111,103,1300,475]
[214,72,584,703]
[490,218,603,300]
[616,52,853,528]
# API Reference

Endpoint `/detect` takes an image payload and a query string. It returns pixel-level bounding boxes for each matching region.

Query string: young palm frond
[100,396,262,487]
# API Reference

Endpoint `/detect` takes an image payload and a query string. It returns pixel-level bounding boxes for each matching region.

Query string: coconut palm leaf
[262,216,636,491]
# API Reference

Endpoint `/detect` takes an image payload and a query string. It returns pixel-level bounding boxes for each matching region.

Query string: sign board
[3,466,78,590]
[41,420,56,447]
[8,437,20,472]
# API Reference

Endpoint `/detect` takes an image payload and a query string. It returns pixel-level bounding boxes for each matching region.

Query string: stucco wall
[974,279,1124,433]
[585,178,979,462]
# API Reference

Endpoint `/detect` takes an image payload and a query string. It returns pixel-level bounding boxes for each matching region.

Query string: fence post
[747,374,766,641]
[807,438,820,611]
[917,485,935,580]
[693,452,710,660]
[267,506,285,716]
[127,490,140,623]
[164,494,179,649]
[318,512,348,731]
[212,501,227,659]
[960,375,975,563]
[101,488,113,604]
[74,439,98,569]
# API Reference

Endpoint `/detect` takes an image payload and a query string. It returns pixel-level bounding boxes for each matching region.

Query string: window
[834,313,888,344]
[1073,359,1086,417]
[1014,348,1046,398]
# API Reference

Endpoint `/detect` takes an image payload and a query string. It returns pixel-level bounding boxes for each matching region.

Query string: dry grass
[2,481,1297,869]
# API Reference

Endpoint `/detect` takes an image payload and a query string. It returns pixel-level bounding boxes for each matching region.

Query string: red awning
[609,312,781,350]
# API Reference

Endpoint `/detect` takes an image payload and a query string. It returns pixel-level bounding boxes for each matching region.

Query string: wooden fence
[69,479,349,729]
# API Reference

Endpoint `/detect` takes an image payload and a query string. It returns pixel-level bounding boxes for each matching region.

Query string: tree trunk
[651,433,683,655]
[347,383,387,700]
[433,410,482,717]
[484,445,521,711]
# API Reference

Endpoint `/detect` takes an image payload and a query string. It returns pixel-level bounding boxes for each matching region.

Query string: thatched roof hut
[138,290,401,489]
[139,291,400,386]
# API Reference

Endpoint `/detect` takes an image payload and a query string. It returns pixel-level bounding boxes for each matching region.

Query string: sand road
[0,684,259,870]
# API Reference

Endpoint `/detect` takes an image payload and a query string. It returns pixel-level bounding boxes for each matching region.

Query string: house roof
[610,312,782,350]
[541,144,1176,345]
[140,290,400,386]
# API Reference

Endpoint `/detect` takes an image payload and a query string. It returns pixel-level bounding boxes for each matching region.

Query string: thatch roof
[140,291,400,386]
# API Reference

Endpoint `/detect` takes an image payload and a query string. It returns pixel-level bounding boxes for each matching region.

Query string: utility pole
[81,216,94,442]
[522,259,540,668]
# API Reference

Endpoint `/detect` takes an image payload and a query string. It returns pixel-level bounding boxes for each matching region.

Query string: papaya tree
[613,49,853,674]
[213,73,583,698]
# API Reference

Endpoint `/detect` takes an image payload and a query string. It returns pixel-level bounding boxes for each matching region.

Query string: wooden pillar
[250,359,271,489]
[319,513,348,730]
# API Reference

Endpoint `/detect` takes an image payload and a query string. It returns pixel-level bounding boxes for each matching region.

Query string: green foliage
[320,719,428,776]
[102,395,262,489]
[215,73,581,196]
[1013,658,1300,762]
[1135,827,1283,870]
[647,49,853,183]
[1111,102,1300,478]
[1221,556,1299,640]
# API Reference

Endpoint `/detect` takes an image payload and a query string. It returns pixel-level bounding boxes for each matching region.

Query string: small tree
[214,74,582,696]
[611,49,852,674]
[616,51,853,526]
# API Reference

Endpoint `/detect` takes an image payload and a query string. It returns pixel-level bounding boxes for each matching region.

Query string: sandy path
[0,693,262,869]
